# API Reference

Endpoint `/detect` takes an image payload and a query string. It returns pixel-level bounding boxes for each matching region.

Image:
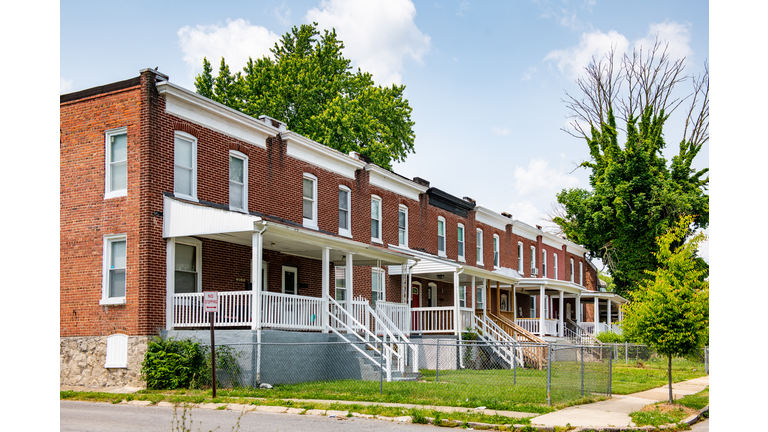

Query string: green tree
[597,271,615,292]
[194,23,415,170]
[554,39,709,297]
[622,215,708,403]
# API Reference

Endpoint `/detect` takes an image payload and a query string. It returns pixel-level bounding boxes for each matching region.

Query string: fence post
[580,344,584,397]
[546,343,552,406]
[436,338,440,382]
[512,342,516,385]
[608,345,612,397]
[625,341,628,365]
[704,346,708,375]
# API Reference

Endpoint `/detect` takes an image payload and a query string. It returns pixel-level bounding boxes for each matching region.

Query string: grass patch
[676,386,709,410]
[629,386,708,427]
[611,357,707,395]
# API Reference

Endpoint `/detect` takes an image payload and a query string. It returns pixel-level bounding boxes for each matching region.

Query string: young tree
[554,39,709,297]
[622,215,708,403]
[194,23,416,170]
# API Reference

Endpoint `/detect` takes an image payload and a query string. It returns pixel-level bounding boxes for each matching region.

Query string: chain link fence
[195,339,614,408]
[602,343,709,374]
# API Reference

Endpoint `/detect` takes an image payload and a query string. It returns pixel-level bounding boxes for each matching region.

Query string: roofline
[475,206,513,230]
[365,164,429,196]
[280,131,367,173]
[60,76,141,104]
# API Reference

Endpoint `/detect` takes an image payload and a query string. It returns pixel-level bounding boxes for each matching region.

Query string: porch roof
[386,244,522,286]
[162,195,416,265]
[514,278,587,295]
[575,291,631,304]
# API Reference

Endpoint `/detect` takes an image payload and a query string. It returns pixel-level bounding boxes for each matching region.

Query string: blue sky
[60,0,709,260]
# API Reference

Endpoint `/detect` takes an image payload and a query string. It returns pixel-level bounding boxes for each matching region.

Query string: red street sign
[203,291,219,313]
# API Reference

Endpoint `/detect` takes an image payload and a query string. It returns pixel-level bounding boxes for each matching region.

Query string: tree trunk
[668,353,673,403]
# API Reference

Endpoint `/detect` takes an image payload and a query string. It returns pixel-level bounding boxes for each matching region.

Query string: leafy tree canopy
[554,40,709,298]
[195,23,416,170]
[621,215,708,402]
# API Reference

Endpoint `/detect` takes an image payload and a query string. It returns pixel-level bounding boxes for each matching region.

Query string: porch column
[345,253,354,316]
[496,280,501,315]
[482,278,487,319]
[321,247,330,332]
[619,304,623,323]
[471,275,476,330]
[539,285,546,337]
[251,225,266,331]
[453,270,461,336]
[607,298,612,331]
[165,238,176,330]
[558,290,564,337]
[576,293,581,325]
[513,285,517,320]
[594,296,599,331]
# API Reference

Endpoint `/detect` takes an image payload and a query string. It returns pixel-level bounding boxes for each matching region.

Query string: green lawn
[611,357,707,395]
[629,386,709,427]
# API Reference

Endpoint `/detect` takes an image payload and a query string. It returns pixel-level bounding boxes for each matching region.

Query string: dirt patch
[641,402,697,417]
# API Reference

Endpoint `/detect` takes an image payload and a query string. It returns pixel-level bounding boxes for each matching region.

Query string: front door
[411,283,421,332]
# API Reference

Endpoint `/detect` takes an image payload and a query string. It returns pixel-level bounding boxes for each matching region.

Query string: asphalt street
[61,400,431,431]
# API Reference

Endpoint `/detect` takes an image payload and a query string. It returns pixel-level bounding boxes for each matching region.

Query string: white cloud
[514,157,580,196]
[306,0,431,86]
[508,201,544,227]
[273,2,292,27]
[544,29,629,80]
[634,21,693,65]
[492,127,511,136]
[60,77,73,94]
[522,66,537,81]
[457,0,473,17]
[535,0,592,30]
[178,19,280,82]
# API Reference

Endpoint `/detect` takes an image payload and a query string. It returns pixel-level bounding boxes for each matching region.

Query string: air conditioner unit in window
[532,268,538,276]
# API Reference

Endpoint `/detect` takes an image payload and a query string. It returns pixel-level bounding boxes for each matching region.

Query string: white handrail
[515,318,559,336]
[365,304,404,373]
[473,314,524,368]
[374,303,418,373]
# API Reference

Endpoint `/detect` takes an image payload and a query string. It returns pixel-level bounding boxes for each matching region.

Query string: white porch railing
[583,322,622,335]
[173,291,252,328]
[459,308,473,331]
[410,307,455,334]
[261,291,323,331]
[375,301,410,336]
[515,318,559,336]
[473,314,523,368]
[330,296,370,333]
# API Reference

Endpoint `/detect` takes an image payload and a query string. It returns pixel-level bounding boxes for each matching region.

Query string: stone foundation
[60,336,151,388]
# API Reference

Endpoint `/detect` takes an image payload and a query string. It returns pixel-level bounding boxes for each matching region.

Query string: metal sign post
[203,292,219,398]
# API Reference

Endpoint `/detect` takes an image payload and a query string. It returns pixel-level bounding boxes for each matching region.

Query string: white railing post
[607,298,612,332]
[558,290,564,337]
[252,223,267,330]
[594,296,599,333]
[539,285,546,337]
[345,253,354,319]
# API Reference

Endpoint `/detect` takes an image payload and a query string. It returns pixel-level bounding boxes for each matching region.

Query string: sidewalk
[531,376,709,429]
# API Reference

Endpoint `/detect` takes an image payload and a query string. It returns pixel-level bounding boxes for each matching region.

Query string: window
[437,217,446,257]
[335,266,347,302]
[570,258,575,283]
[457,224,465,261]
[476,229,483,265]
[303,174,318,228]
[579,262,584,286]
[105,334,128,368]
[282,266,298,295]
[554,253,559,280]
[398,205,408,247]
[476,285,484,310]
[101,234,127,305]
[531,246,536,276]
[542,250,547,278]
[517,242,524,274]
[530,295,536,318]
[229,151,247,212]
[372,268,385,306]
[105,127,127,198]
[175,240,201,294]
[493,234,500,267]
[174,131,197,200]
[459,286,466,308]
[338,186,351,237]
[371,195,382,242]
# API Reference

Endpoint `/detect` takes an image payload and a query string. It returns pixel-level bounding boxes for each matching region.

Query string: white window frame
[554,253,559,280]
[428,282,438,307]
[174,237,203,294]
[457,223,465,262]
[173,131,197,201]
[476,229,483,265]
[459,285,467,308]
[101,234,127,305]
[372,267,386,306]
[517,242,524,274]
[302,174,318,229]
[398,205,408,247]
[570,258,575,283]
[542,250,547,278]
[437,217,446,257]
[579,262,584,286]
[282,265,298,295]
[105,127,128,199]
[229,150,248,213]
[334,266,347,302]
[338,186,352,238]
[493,234,500,268]
[475,284,484,310]
[371,195,382,243]
[531,246,536,276]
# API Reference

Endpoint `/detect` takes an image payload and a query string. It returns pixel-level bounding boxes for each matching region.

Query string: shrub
[141,337,206,390]
[595,331,625,344]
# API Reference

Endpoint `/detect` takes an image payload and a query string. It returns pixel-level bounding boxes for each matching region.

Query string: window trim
[579,262,584,286]
[493,234,500,268]
[372,267,386,306]
[371,195,383,243]
[174,237,203,294]
[338,185,352,238]
[554,253,559,281]
[398,204,408,247]
[101,234,127,305]
[475,284,484,310]
[476,229,483,265]
[437,216,447,257]
[542,250,547,279]
[428,282,438,307]
[457,223,465,262]
[173,131,198,201]
[459,285,467,308]
[302,173,318,229]
[531,245,536,276]
[517,242,524,274]
[282,265,298,295]
[570,258,575,283]
[105,127,128,199]
[229,150,248,213]
[335,266,347,302]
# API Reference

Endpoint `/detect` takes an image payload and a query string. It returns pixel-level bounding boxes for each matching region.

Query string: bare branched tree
[541,202,568,236]
[562,35,709,150]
